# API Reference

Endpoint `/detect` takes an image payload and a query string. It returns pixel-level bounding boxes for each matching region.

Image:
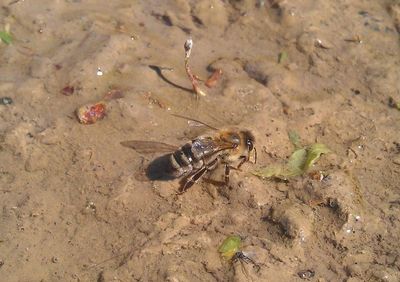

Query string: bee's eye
[247,140,253,151]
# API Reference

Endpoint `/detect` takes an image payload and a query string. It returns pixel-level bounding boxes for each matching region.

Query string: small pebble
[298,269,315,279]
[61,86,74,96]
[0,97,13,105]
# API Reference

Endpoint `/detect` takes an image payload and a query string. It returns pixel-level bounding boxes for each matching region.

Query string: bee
[121,119,256,194]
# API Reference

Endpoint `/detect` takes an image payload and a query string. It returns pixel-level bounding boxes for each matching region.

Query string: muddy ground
[1,0,400,281]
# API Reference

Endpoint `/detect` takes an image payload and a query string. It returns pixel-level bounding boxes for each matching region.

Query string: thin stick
[184,38,206,98]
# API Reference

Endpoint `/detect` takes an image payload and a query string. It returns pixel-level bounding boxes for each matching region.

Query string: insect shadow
[145,153,176,181]
[148,65,192,93]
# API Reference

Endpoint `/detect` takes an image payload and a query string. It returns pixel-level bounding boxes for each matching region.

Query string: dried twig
[184,38,206,98]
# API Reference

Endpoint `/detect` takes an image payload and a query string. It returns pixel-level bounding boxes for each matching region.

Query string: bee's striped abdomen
[170,143,203,177]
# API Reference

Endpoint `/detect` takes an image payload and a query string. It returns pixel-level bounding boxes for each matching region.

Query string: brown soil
[1,0,400,281]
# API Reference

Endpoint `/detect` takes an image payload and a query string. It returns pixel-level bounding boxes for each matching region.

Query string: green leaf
[253,164,285,179]
[218,235,241,260]
[278,51,288,64]
[253,139,331,180]
[0,31,12,45]
[303,143,331,170]
[288,130,301,149]
[287,148,307,175]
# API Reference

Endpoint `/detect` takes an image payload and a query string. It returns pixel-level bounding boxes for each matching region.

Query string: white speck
[355,215,361,221]
[96,68,103,76]
[346,229,352,234]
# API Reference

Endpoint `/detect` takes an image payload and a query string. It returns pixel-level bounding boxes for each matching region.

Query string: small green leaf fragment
[0,31,12,45]
[253,164,285,179]
[388,97,400,110]
[287,148,307,175]
[253,141,331,180]
[218,235,241,260]
[278,51,288,64]
[288,131,301,149]
[303,143,331,170]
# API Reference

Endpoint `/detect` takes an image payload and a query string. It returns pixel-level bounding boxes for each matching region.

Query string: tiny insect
[219,235,261,274]
[121,117,256,194]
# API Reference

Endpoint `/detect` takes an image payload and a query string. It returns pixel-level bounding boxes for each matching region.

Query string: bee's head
[241,130,256,164]
[241,130,255,152]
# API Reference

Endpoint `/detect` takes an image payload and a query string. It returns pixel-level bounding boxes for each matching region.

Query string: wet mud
[0,0,400,281]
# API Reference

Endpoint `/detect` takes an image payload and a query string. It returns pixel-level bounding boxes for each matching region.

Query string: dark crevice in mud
[179,26,192,34]
[243,63,269,86]
[151,12,173,27]
[191,15,204,28]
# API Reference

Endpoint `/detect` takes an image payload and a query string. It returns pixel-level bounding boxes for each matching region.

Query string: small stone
[0,97,13,105]
[60,86,74,96]
[298,269,315,279]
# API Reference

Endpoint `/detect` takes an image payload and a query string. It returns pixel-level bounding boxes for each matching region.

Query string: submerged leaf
[253,137,331,180]
[287,148,307,175]
[278,51,288,64]
[303,143,331,170]
[253,164,285,179]
[288,130,301,149]
[0,31,12,45]
[218,235,242,260]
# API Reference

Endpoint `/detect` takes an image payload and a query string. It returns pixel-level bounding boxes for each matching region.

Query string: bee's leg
[236,156,248,170]
[178,158,219,194]
[227,156,248,173]
[178,167,207,194]
[224,164,230,185]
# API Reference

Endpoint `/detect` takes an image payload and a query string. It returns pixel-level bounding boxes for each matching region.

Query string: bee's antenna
[171,113,219,131]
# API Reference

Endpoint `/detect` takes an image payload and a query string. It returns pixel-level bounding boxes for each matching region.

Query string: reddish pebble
[76,102,106,124]
[61,86,74,96]
[205,69,223,88]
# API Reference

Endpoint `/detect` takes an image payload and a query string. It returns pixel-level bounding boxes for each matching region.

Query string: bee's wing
[120,140,178,154]
[191,137,235,157]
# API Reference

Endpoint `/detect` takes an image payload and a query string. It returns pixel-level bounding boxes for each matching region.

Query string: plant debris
[205,68,223,88]
[278,51,288,64]
[184,38,207,98]
[288,130,301,149]
[0,24,12,45]
[388,97,400,110]
[253,132,331,180]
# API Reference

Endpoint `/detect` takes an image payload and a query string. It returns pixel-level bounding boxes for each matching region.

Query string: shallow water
[1,0,400,281]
